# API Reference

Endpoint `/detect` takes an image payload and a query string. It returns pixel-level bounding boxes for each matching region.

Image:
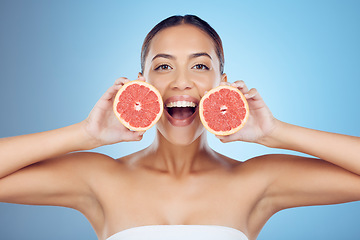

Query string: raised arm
[0,123,90,179]
[217,80,360,175]
[217,80,360,210]
[261,121,360,175]
[0,77,144,207]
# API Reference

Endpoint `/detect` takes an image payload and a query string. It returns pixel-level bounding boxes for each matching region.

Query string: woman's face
[141,24,226,145]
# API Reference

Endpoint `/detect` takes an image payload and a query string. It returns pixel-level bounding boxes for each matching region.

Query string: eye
[192,64,209,70]
[155,64,172,71]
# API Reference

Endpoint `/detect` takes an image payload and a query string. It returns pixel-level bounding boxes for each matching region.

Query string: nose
[170,71,194,91]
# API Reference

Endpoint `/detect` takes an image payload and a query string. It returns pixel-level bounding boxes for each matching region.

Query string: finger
[136,130,146,136]
[220,81,230,86]
[215,134,236,143]
[103,77,132,101]
[244,88,263,101]
[115,77,130,85]
[132,130,145,141]
[231,80,249,93]
[121,130,146,142]
[138,76,146,82]
[101,84,123,102]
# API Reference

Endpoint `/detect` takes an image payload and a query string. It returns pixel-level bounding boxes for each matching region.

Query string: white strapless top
[106,225,249,240]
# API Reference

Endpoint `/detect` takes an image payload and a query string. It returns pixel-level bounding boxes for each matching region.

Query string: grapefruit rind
[113,80,163,131]
[199,85,249,136]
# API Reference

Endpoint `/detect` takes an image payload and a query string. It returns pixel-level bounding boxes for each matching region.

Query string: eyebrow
[151,52,212,62]
[190,52,212,60]
[152,54,175,62]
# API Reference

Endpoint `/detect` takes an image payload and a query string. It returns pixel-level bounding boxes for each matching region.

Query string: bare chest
[95,169,265,238]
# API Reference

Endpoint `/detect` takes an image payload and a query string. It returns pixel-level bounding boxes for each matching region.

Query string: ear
[221,73,228,82]
[138,72,143,78]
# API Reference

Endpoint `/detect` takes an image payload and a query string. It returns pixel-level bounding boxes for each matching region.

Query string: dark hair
[140,15,224,74]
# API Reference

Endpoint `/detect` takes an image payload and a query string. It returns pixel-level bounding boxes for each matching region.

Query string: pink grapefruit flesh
[199,85,249,136]
[113,80,163,131]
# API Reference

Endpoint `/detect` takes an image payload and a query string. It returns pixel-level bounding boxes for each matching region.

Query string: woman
[0,15,359,240]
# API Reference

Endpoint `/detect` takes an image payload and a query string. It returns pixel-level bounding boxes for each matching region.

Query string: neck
[145,130,215,177]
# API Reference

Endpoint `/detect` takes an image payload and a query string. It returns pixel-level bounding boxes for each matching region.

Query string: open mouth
[164,96,199,126]
[165,101,197,120]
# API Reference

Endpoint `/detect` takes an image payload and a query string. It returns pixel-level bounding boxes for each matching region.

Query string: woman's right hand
[81,77,146,148]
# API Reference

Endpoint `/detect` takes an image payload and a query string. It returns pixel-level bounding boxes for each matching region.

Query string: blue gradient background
[1,0,359,239]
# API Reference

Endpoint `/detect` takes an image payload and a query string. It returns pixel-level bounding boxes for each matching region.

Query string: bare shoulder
[240,153,324,173]
[216,153,317,175]
[34,151,129,190]
[228,153,327,195]
[0,151,124,212]
[45,151,119,170]
[68,151,142,185]
[244,153,360,210]
[236,153,332,184]
[228,154,287,175]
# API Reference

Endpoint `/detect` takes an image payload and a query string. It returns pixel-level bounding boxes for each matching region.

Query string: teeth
[166,101,197,108]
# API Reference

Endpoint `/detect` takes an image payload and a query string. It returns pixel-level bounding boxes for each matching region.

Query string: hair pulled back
[141,15,224,74]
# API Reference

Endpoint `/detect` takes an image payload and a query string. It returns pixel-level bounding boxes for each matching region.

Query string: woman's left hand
[216,80,278,144]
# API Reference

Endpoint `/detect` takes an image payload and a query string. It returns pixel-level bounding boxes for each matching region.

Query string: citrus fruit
[113,80,163,131]
[199,85,249,136]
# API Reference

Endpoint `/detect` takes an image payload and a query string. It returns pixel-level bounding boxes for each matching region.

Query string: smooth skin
[1,24,360,240]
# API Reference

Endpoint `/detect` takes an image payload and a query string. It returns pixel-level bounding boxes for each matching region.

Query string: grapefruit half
[113,80,163,131]
[199,85,249,136]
